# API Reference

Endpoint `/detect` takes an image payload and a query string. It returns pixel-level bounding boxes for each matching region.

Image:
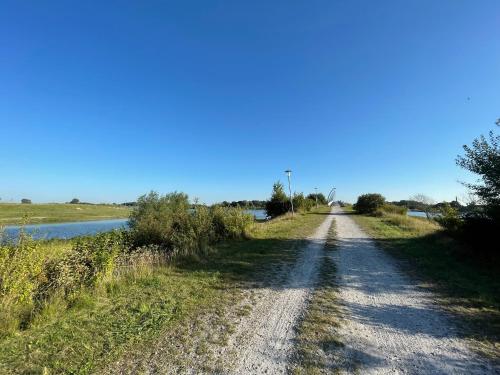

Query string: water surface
[2,219,129,241]
[2,209,268,241]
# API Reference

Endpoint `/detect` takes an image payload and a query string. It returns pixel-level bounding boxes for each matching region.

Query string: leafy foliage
[353,193,386,214]
[456,121,500,222]
[306,193,327,205]
[378,204,408,216]
[129,191,252,255]
[265,182,290,218]
[0,233,44,306]
[292,193,315,212]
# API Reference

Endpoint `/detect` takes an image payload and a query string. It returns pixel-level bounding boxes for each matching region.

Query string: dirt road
[331,206,495,374]
[227,209,335,374]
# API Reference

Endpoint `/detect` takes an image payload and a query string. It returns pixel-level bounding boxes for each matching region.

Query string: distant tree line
[390,199,462,212]
[217,200,267,209]
[265,182,326,218]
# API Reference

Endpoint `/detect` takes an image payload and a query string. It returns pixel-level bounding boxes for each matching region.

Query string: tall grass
[0,191,254,338]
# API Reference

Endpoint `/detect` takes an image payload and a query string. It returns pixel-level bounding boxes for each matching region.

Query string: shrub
[21,199,31,204]
[70,198,80,204]
[0,233,44,306]
[306,193,327,205]
[456,215,499,264]
[379,204,407,215]
[265,182,290,218]
[211,206,253,240]
[292,193,315,212]
[38,231,129,300]
[353,194,386,214]
[129,191,191,247]
[130,191,253,257]
[435,203,462,234]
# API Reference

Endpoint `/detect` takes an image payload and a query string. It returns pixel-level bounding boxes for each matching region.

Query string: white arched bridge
[327,187,336,206]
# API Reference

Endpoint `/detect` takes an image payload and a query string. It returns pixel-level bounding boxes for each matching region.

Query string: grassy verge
[0,206,330,374]
[343,206,500,362]
[0,203,131,225]
[293,221,345,374]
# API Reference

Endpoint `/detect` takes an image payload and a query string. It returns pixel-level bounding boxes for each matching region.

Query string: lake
[246,209,267,220]
[2,219,129,241]
[407,210,428,218]
[1,209,268,241]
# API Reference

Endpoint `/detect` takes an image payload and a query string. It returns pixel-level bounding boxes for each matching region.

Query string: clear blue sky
[1,1,499,204]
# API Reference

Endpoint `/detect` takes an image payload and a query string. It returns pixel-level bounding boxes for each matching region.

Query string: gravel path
[331,206,496,374]
[228,210,335,374]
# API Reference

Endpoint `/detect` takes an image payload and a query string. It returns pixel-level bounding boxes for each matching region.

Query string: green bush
[40,231,128,300]
[129,191,191,247]
[379,204,408,215]
[265,182,290,218]
[130,191,252,256]
[0,233,44,306]
[211,206,253,240]
[435,203,462,234]
[353,194,386,215]
[306,193,327,205]
[293,193,315,212]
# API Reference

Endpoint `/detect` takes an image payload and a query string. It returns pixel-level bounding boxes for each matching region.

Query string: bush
[353,194,386,215]
[70,198,80,204]
[379,204,407,216]
[306,193,327,205]
[130,191,252,257]
[456,215,499,263]
[265,182,290,218]
[21,199,31,204]
[435,203,462,234]
[129,191,191,247]
[211,206,253,240]
[0,233,44,306]
[38,231,129,301]
[292,193,315,213]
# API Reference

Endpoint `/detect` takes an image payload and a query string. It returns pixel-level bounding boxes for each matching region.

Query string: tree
[70,198,80,204]
[306,193,327,205]
[353,194,385,214]
[265,182,290,218]
[456,120,500,222]
[21,198,32,204]
[410,194,436,219]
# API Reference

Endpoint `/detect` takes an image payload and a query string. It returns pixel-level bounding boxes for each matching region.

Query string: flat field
[0,203,131,225]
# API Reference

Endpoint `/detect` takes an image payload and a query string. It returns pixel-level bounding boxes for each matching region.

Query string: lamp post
[314,187,318,208]
[285,169,294,216]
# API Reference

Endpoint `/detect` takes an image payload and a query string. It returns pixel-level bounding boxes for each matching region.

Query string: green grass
[343,206,500,362]
[0,206,330,374]
[0,203,131,225]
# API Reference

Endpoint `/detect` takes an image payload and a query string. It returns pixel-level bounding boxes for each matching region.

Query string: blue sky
[1,1,499,204]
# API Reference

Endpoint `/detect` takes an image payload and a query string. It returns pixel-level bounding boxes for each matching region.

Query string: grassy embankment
[0,206,330,374]
[342,205,500,361]
[0,204,131,225]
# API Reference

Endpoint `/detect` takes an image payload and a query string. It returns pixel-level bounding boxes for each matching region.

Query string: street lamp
[284,169,294,216]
